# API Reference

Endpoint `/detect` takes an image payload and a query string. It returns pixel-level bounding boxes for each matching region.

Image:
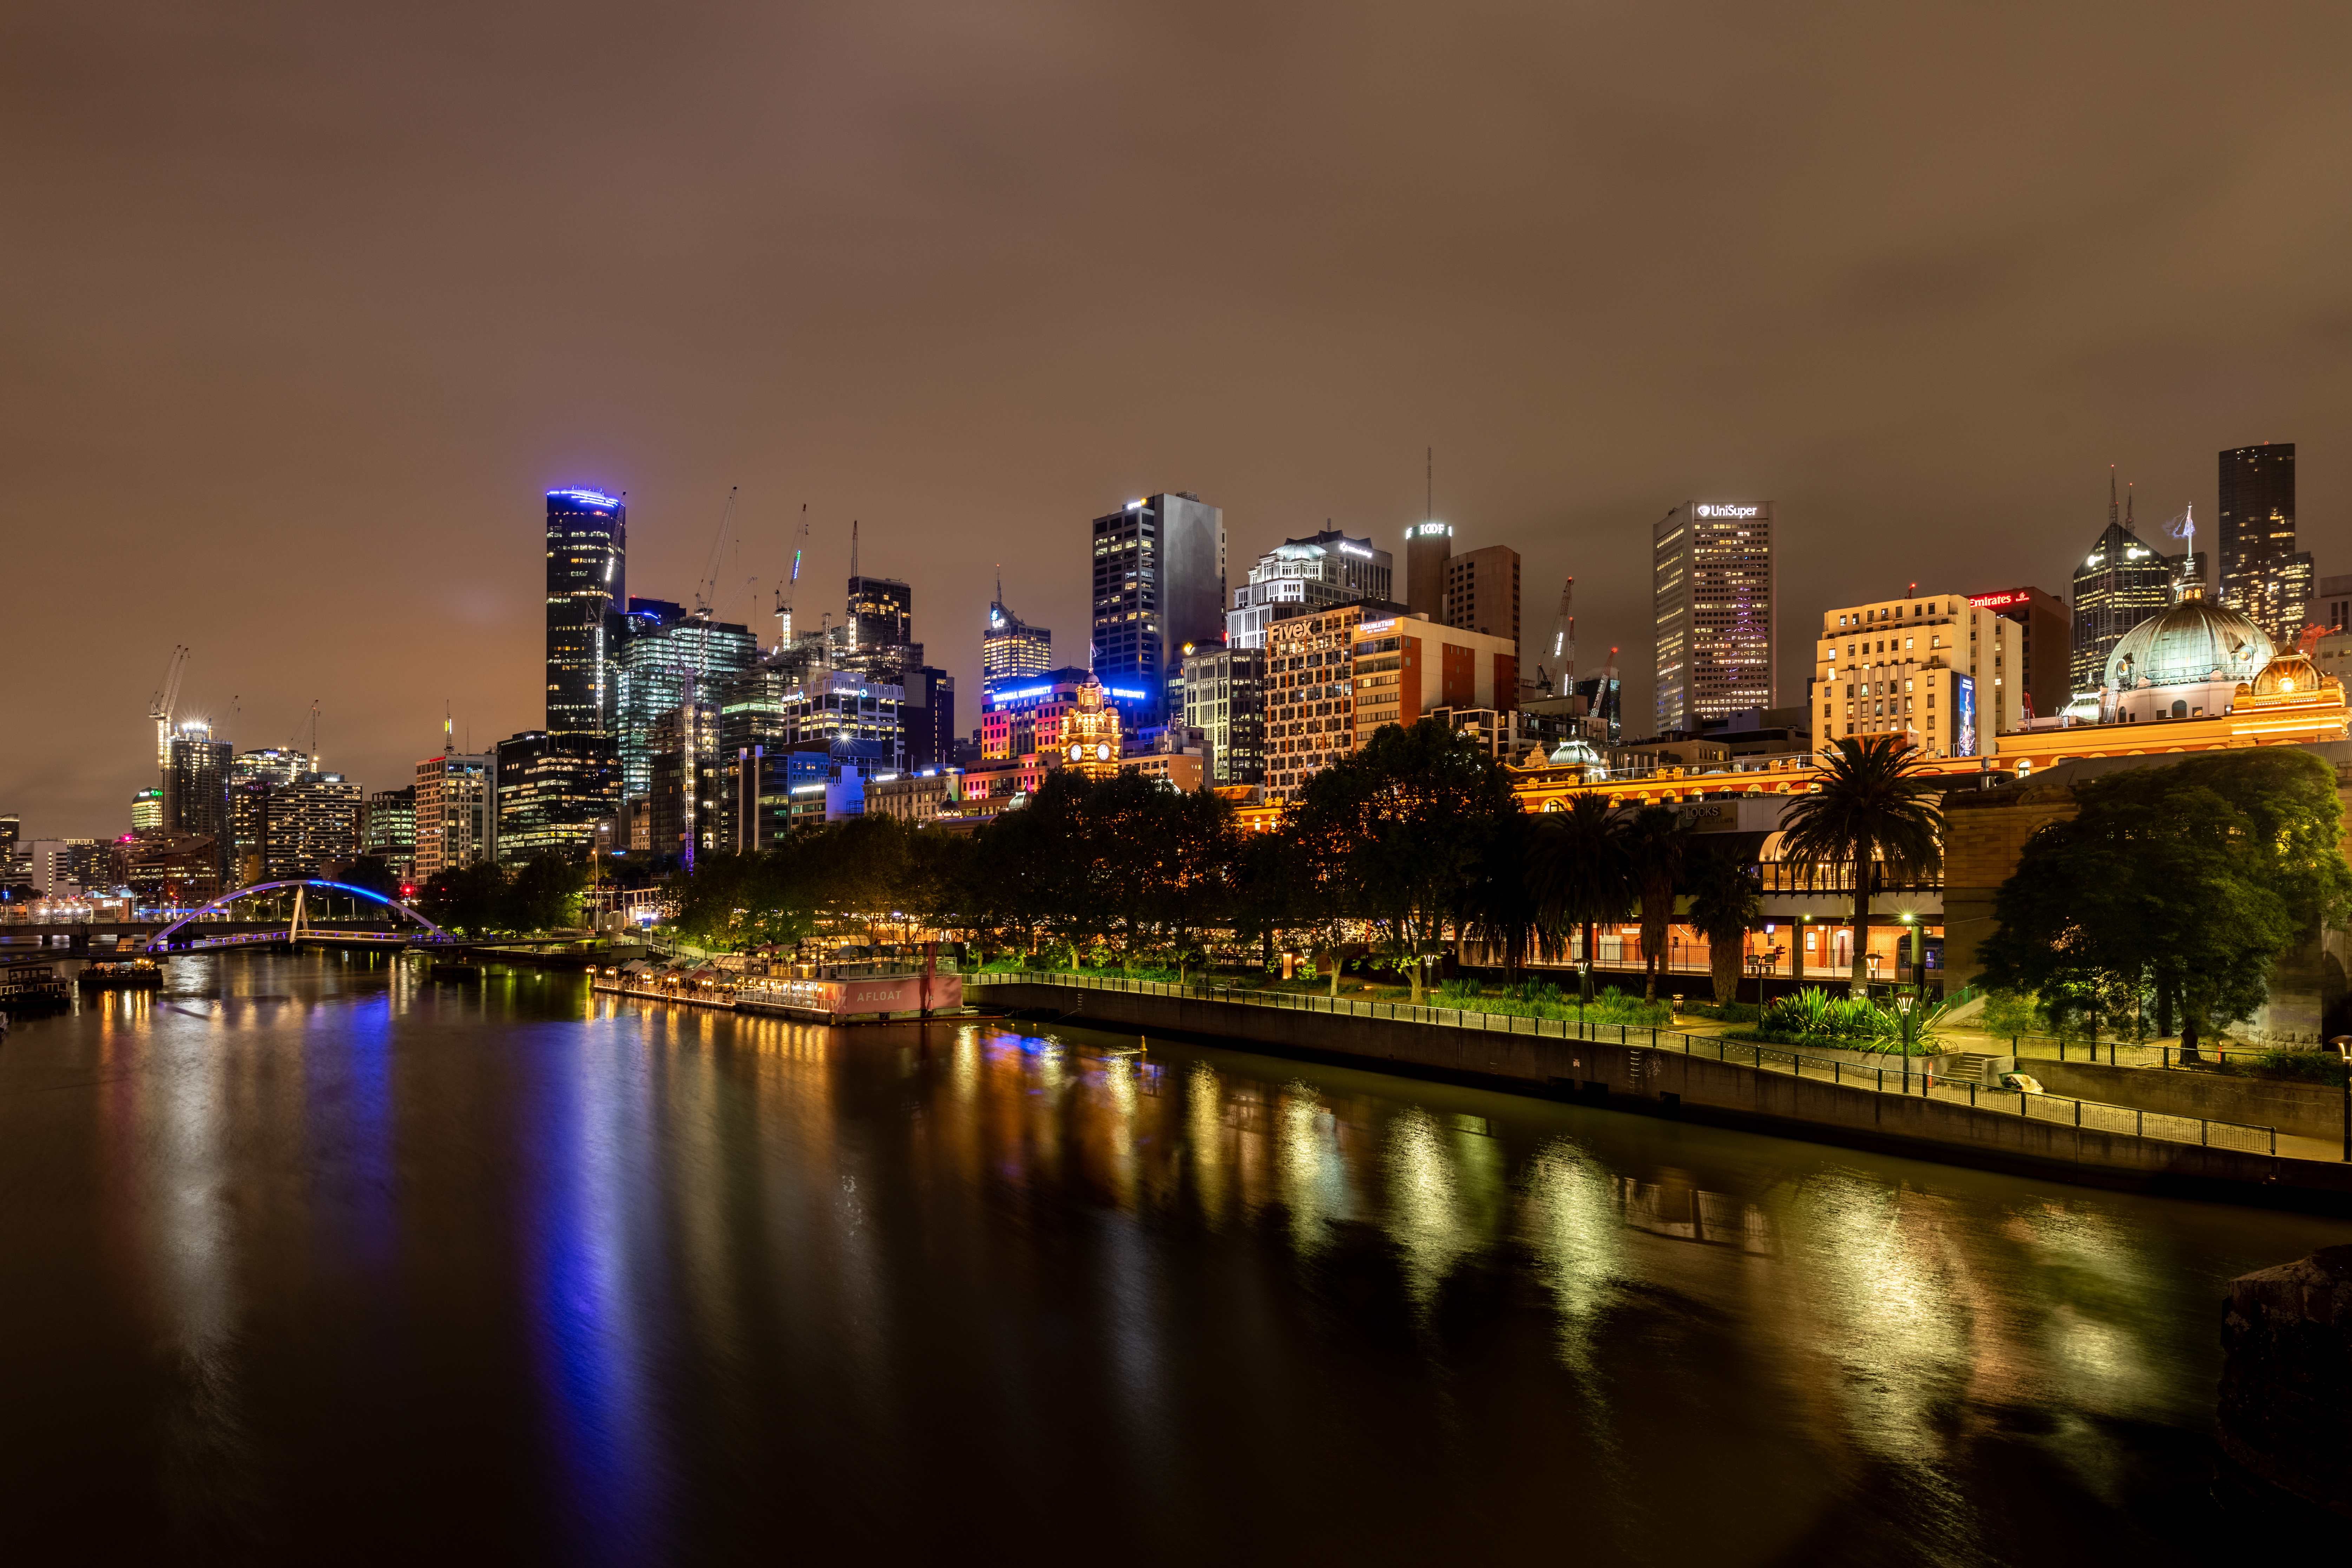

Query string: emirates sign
[1969,590,2031,610]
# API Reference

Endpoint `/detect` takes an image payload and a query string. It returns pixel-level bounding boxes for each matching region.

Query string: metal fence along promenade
[977,970,2278,1159]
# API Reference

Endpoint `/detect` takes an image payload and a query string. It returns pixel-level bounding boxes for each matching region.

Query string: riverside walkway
[972,969,2280,1157]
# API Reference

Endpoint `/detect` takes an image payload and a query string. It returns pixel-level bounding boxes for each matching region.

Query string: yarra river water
[1,954,2345,1565]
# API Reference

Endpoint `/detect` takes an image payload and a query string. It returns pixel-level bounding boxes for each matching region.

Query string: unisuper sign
[1696,504,1761,518]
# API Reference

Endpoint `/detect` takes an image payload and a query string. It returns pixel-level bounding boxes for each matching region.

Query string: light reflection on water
[3,953,2348,1564]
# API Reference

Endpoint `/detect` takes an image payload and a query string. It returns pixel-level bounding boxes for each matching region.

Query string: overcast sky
[5,2,2348,837]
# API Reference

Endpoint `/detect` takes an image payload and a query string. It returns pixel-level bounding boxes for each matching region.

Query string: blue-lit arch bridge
[143,880,457,956]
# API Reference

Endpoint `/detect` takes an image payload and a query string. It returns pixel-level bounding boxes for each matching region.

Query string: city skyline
[8,5,2351,836]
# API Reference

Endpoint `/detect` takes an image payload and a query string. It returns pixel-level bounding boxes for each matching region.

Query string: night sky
[6,3,2348,838]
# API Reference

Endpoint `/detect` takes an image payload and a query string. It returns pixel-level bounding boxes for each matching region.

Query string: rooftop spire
[2108,465,2119,529]
[2125,481,2136,530]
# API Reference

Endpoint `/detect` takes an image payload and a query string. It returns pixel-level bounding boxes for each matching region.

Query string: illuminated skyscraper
[545,488,626,738]
[2218,443,2311,644]
[981,592,1053,700]
[163,721,234,879]
[2070,474,2179,696]
[1090,492,1224,726]
[1226,530,1392,649]
[616,599,758,803]
[1651,501,1774,734]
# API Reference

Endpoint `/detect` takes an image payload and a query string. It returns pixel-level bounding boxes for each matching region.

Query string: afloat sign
[1696,504,1761,519]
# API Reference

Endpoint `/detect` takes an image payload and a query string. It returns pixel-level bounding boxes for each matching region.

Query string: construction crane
[693,487,740,621]
[1547,577,1576,695]
[774,503,810,649]
[148,645,190,767]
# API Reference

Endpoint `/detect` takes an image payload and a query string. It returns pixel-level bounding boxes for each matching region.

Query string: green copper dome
[2103,597,2273,690]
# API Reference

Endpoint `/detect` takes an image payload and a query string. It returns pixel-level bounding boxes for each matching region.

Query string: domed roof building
[2099,591,2275,724]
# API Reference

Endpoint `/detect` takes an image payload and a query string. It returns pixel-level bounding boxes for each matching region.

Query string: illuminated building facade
[1182,648,1267,786]
[1445,544,1522,668]
[260,773,362,880]
[130,787,162,833]
[496,731,619,865]
[980,667,1113,761]
[2096,592,2274,725]
[848,576,912,650]
[1059,677,1125,781]
[1348,613,1516,748]
[2218,442,2311,645]
[545,487,626,738]
[1652,501,1774,735]
[1812,592,2020,755]
[1226,530,1393,649]
[413,752,492,882]
[1091,492,1225,726]
[981,596,1053,700]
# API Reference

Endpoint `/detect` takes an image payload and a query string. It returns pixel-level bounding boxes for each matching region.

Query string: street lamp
[1898,992,1916,1094]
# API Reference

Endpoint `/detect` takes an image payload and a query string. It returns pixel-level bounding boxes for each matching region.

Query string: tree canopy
[1776,736,1944,996]
[1978,749,2352,1054]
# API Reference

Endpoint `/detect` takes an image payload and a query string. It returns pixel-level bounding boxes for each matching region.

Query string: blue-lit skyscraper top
[545,487,626,738]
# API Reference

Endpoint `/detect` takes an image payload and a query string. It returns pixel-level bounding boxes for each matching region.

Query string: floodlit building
[1225,529,1392,649]
[364,787,416,881]
[1347,612,1517,747]
[617,599,758,803]
[545,487,626,740]
[1404,520,1451,618]
[261,773,362,881]
[981,594,1053,701]
[1652,501,1774,735]
[1812,592,2021,755]
[130,787,163,833]
[2095,590,2275,725]
[1058,677,1126,781]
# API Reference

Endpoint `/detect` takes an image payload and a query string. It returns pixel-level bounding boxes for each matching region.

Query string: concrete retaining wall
[2033,1059,2350,1143]
[973,981,2352,1203]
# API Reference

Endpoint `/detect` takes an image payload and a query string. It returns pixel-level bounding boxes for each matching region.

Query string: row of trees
[412,854,590,936]
[659,721,1954,1005]
[1979,749,2352,1055]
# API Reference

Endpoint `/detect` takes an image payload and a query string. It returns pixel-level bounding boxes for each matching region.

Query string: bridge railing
[970,970,2277,1159]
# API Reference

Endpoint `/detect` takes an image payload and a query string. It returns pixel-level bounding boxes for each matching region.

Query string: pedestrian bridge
[144,880,455,955]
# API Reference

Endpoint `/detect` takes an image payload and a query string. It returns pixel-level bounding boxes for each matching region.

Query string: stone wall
[971,982,2347,1196]
[2032,1058,2350,1142]
[2217,1246,2352,1521]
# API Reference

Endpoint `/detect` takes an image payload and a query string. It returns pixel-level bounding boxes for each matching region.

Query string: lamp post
[1898,992,1916,1095]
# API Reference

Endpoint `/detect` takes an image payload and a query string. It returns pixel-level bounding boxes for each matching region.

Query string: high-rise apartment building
[1261,604,1516,801]
[1812,593,2021,755]
[496,731,618,866]
[260,773,362,881]
[130,788,163,833]
[1444,544,1522,671]
[1181,648,1267,786]
[1090,492,1225,726]
[1404,521,1451,617]
[2217,443,2311,645]
[1225,530,1392,649]
[545,487,626,737]
[413,752,492,882]
[982,594,1053,700]
[2069,476,2180,696]
[1966,586,2070,721]
[1651,501,1775,735]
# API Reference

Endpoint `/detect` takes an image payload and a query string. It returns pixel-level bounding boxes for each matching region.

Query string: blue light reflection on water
[522,1018,663,1563]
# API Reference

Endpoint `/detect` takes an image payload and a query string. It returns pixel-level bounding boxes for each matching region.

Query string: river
[0,952,2343,1565]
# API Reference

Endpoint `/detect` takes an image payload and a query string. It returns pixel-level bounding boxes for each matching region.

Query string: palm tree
[1684,848,1762,1006]
[1775,736,1945,997]
[1526,794,1635,1004]
[1460,807,1539,988]
[1619,805,1693,999]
